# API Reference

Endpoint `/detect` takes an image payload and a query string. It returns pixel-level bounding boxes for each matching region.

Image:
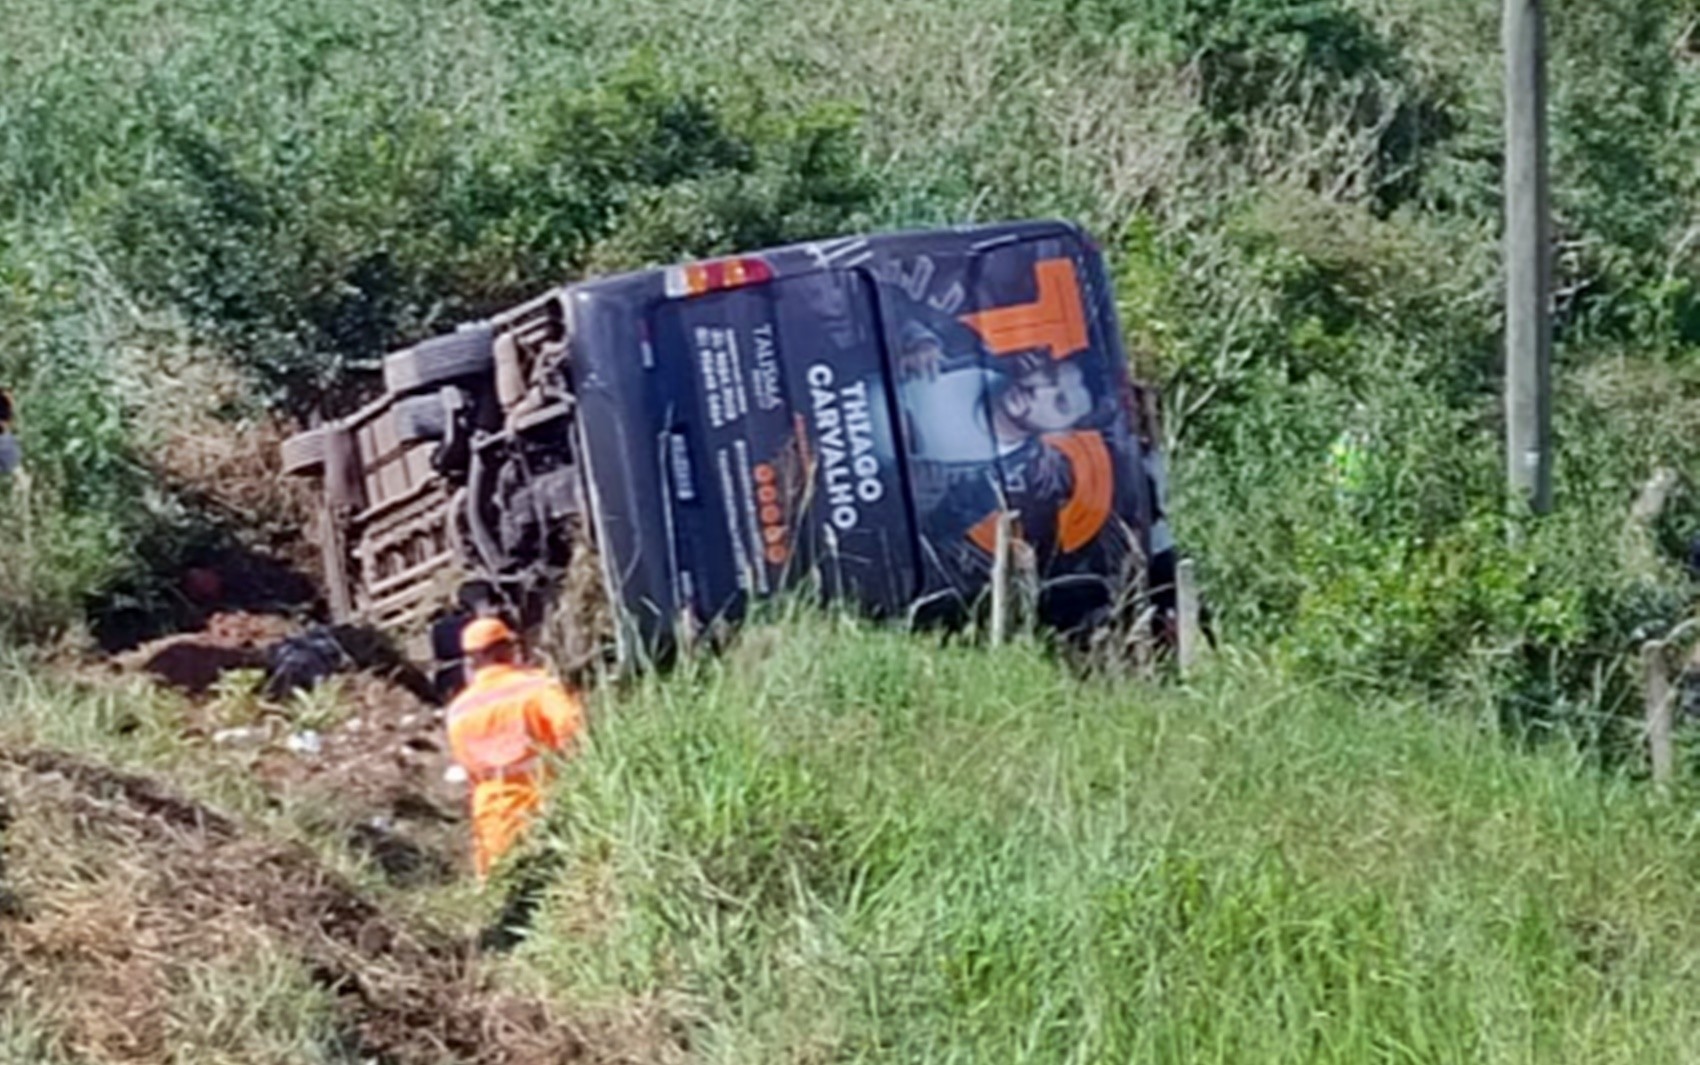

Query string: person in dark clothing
[0,389,19,476]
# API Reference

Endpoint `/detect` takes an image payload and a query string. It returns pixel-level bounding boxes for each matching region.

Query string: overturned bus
[280,220,1180,694]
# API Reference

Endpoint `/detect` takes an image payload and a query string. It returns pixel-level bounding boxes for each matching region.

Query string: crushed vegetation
[0,577,689,1062]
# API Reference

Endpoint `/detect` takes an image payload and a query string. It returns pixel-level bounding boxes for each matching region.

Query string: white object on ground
[443,764,469,785]
[286,730,323,756]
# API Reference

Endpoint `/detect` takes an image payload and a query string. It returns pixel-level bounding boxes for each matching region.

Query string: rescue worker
[445,617,584,880]
[1326,402,1372,502]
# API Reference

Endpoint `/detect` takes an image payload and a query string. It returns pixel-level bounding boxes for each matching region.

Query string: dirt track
[0,745,584,1064]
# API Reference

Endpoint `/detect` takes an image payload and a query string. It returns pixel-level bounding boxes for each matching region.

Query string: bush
[1026,0,1458,209]
[0,257,151,643]
[1547,0,1700,343]
[107,57,874,416]
[1118,166,1700,731]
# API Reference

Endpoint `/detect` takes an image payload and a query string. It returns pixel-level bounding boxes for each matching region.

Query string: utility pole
[1505,0,1553,514]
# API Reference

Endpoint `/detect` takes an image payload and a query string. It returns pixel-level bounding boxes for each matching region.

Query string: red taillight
[664,256,773,298]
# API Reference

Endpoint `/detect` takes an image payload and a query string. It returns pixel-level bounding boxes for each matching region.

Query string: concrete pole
[1505,0,1554,514]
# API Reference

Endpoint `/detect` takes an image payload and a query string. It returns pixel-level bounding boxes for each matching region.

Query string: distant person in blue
[0,389,19,476]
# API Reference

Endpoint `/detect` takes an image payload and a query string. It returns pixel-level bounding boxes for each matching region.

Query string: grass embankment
[503,617,1700,1063]
[9,620,1700,1063]
[0,662,564,1065]
[0,666,347,1063]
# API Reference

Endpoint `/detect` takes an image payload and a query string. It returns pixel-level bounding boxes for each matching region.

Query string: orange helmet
[460,616,517,655]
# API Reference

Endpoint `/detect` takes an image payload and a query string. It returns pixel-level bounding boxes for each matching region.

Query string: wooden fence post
[13,467,31,555]
[1643,640,1675,787]
[1177,557,1203,677]
[989,511,1013,647]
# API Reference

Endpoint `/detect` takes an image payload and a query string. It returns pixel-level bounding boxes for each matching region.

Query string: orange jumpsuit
[445,662,584,879]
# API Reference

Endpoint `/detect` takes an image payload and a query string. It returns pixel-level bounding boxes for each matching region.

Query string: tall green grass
[518,617,1700,1062]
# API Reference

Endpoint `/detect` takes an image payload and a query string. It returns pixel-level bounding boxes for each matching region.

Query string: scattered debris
[103,609,469,892]
[212,726,265,747]
[285,730,323,757]
[264,625,356,700]
[246,673,463,824]
[116,613,440,709]
[113,611,294,694]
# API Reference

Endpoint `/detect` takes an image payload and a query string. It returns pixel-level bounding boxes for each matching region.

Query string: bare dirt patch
[247,672,470,887]
[113,614,457,814]
[111,611,297,694]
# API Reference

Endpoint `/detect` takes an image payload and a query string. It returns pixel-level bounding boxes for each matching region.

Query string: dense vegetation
[5,0,1699,718]
[4,1,1700,1058]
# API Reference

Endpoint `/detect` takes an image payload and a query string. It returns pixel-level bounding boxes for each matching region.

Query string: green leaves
[101,58,875,416]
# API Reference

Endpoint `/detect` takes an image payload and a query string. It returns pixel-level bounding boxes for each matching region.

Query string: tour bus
[280,220,1180,690]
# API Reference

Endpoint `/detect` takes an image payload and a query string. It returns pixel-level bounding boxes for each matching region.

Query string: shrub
[1026,0,1458,208]
[0,260,151,643]
[1547,0,1700,343]
[107,57,874,416]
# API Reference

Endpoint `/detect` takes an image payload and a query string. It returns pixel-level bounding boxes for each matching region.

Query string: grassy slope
[9,626,1700,1063]
[512,617,1700,1063]
[0,665,349,1063]
[0,662,506,1064]
[4,0,1700,1059]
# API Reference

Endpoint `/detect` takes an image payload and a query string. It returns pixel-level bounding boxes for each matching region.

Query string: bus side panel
[649,271,919,627]
[566,286,680,653]
[865,230,1151,629]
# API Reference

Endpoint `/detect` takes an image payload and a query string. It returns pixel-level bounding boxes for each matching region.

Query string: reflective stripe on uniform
[470,755,543,784]
[447,670,557,778]
[447,674,552,726]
